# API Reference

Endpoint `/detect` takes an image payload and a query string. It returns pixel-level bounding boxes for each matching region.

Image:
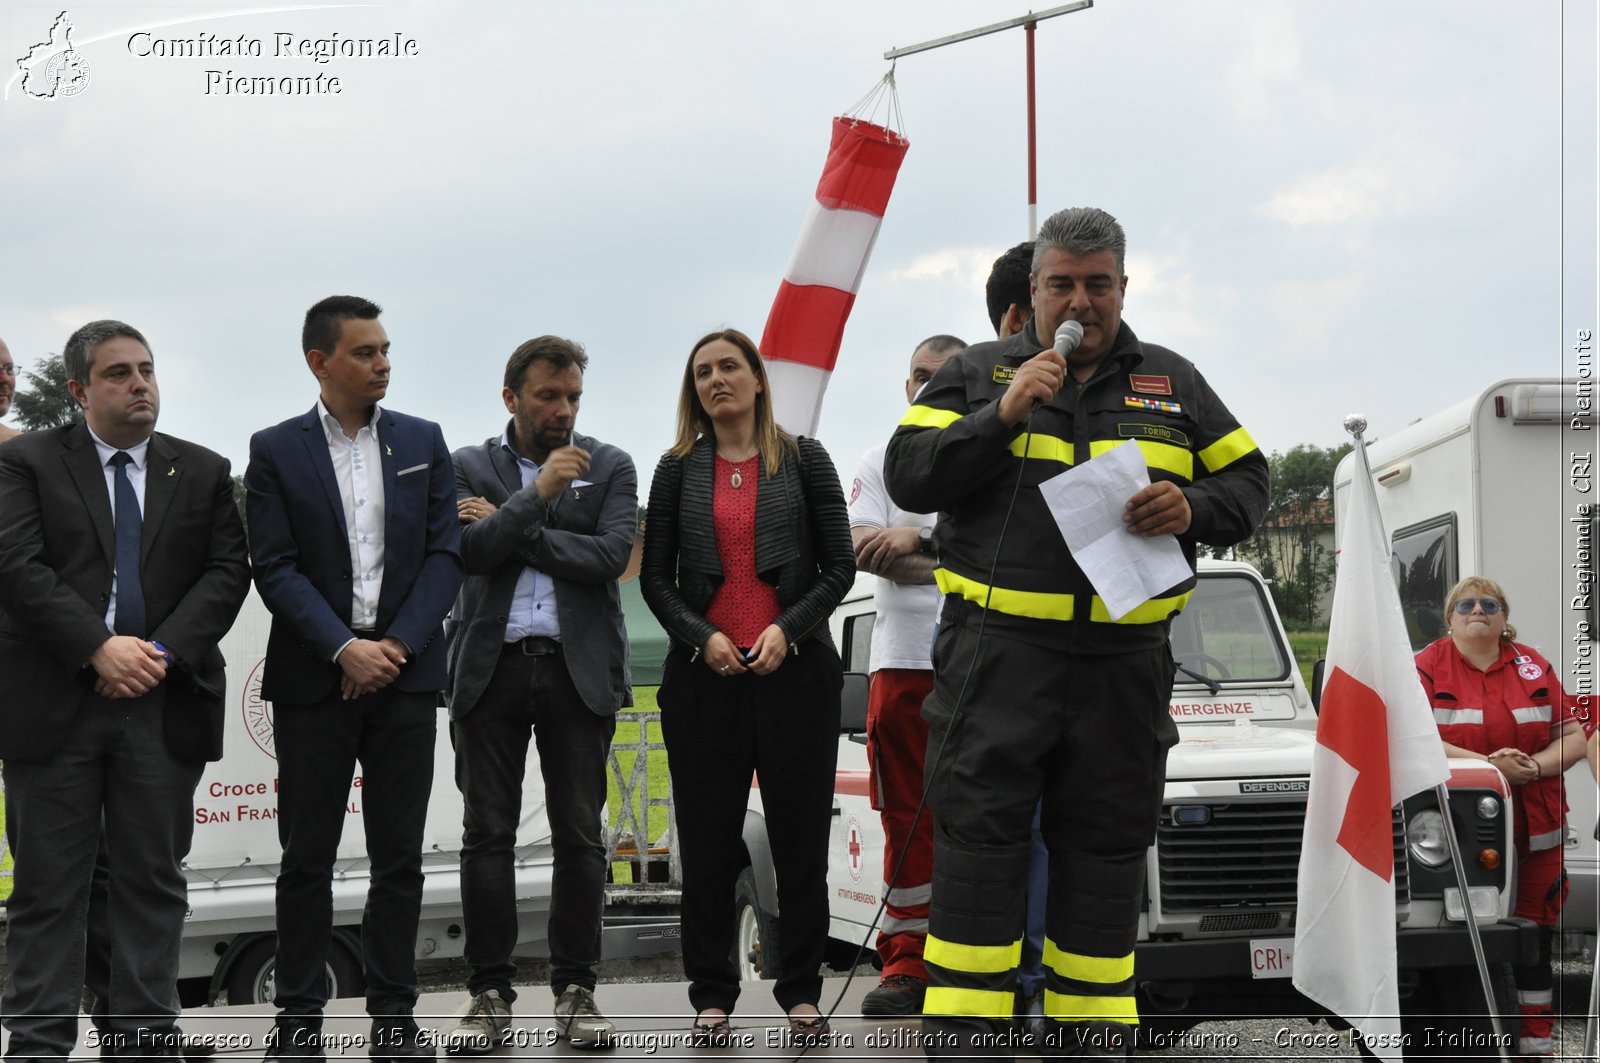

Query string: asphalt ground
[0,932,1587,1059]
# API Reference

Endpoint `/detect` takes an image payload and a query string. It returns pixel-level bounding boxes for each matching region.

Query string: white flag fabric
[1291,437,1450,1062]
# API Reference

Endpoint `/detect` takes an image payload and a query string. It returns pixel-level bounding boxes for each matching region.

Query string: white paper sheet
[1035,439,1192,620]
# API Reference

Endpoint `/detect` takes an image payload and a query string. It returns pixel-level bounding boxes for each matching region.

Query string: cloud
[1124,252,1230,344]
[885,246,1002,291]
[1262,162,1419,228]
[1266,274,1366,351]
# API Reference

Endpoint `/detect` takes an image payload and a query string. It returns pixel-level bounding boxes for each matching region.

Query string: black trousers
[919,608,1177,1058]
[271,686,436,1018]
[451,646,616,999]
[659,640,842,1016]
[1,690,201,1062]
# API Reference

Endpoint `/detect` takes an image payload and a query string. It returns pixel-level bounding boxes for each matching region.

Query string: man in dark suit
[0,320,250,1061]
[442,336,635,1054]
[244,296,462,1060]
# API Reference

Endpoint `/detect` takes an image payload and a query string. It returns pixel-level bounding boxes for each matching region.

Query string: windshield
[1169,574,1292,684]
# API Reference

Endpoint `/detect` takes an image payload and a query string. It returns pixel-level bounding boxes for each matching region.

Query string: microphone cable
[790,404,1048,1059]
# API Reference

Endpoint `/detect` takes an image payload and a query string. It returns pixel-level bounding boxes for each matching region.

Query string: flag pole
[1347,416,1511,1063]
[1584,941,1598,1061]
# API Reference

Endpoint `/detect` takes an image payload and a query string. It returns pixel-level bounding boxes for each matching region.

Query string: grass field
[1285,628,1329,693]
[606,686,671,884]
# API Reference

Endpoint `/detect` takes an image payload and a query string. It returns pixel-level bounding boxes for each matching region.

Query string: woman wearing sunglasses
[1415,576,1587,1060]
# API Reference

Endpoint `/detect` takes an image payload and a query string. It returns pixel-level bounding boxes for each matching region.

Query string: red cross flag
[761,116,909,436]
[1291,432,1450,1062]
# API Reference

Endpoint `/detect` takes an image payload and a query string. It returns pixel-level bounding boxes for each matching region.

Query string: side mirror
[1311,658,1326,713]
[840,671,869,734]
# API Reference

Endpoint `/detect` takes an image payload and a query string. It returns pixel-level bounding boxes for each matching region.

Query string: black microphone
[1030,321,1086,414]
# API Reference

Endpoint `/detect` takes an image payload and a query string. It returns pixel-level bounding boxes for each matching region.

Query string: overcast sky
[2,0,1594,495]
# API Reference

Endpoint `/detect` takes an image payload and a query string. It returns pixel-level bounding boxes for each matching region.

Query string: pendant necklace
[725,453,754,489]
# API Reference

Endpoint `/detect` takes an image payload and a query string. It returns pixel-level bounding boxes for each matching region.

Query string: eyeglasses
[1453,597,1502,616]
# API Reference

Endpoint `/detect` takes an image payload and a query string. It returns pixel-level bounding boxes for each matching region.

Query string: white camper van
[1332,377,1599,943]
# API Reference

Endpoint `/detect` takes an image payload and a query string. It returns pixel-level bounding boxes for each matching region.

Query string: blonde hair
[1444,576,1518,643]
[668,328,797,478]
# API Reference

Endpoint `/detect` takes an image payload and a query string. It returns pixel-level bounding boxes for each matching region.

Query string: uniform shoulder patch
[993,364,1018,385]
[1129,373,1172,395]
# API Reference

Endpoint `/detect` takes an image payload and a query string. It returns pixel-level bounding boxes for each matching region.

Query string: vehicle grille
[1156,797,1409,913]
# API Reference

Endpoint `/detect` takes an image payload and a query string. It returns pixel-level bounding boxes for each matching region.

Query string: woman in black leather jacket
[641,328,854,1045]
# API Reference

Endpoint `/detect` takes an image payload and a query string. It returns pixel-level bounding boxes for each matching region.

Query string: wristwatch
[918,525,935,555]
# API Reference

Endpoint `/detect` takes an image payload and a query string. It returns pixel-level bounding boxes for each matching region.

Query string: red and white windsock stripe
[761,117,909,437]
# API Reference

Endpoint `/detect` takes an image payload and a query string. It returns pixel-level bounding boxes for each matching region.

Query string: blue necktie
[110,451,146,638]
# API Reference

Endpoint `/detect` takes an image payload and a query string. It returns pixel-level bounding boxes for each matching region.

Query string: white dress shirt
[318,401,386,651]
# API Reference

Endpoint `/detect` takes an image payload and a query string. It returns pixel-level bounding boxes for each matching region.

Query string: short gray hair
[1032,207,1127,276]
[63,320,152,387]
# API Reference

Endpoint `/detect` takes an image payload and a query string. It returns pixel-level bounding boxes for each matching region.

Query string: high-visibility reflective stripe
[1529,828,1563,851]
[1089,438,1193,481]
[936,569,1076,621]
[885,883,932,906]
[1088,592,1192,625]
[1198,427,1259,473]
[924,935,1023,975]
[936,569,1190,625]
[1042,942,1135,985]
[1512,705,1553,725]
[1043,990,1140,1023]
[1433,708,1484,726]
[900,405,962,429]
[881,916,930,935]
[1009,432,1074,465]
[923,986,1015,1019]
[1518,1037,1553,1056]
[1518,988,1554,1007]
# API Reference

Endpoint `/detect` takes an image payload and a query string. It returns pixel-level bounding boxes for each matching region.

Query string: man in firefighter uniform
[884,207,1269,1059]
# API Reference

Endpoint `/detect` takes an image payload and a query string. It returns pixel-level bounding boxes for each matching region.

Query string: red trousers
[865,668,936,979]
[1511,845,1566,1058]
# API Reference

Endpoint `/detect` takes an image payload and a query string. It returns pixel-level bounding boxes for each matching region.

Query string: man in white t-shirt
[847,334,966,1017]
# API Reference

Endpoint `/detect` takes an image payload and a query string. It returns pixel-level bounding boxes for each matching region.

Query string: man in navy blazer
[0,320,250,1061]
[245,296,462,1060]
[441,337,636,1053]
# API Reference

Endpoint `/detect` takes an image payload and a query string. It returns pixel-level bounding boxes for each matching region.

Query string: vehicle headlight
[1476,795,1500,820]
[1407,809,1451,869]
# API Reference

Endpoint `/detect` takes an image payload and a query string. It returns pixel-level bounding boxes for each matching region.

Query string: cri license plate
[1249,937,1294,979]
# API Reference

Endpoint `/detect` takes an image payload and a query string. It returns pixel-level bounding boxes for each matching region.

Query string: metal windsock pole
[885,0,1092,238]
[1345,415,1510,1063]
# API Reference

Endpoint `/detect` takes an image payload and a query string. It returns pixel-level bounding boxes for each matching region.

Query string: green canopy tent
[620,577,670,688]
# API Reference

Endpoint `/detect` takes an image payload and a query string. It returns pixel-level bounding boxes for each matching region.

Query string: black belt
[504,636,562,657]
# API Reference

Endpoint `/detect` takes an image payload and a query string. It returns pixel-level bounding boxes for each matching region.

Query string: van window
[1169,574,1291,683]
[1391,515,1458,651]
[844,612,875,673]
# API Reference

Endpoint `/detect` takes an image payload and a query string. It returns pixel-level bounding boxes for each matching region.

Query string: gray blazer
[446,425,638,719]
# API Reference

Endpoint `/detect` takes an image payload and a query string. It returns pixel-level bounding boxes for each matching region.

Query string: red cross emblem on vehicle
[846,817,864,881]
